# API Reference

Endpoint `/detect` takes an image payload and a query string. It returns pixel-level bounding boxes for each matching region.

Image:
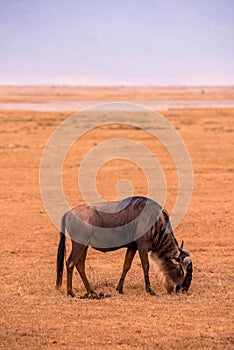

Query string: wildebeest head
[174,241,193,293]
[162,212,193,293]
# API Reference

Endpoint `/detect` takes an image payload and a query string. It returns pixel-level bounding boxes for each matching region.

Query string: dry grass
[0,98,234,349]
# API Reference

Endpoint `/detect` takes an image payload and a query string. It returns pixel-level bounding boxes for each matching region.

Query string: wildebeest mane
[151,210,179,259]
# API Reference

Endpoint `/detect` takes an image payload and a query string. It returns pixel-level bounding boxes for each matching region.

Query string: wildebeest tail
[56,213,67,289]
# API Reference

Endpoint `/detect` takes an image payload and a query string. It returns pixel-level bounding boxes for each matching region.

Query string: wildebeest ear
[180,240,184,250]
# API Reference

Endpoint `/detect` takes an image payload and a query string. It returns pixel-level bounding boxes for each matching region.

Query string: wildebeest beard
[150,249,193,294]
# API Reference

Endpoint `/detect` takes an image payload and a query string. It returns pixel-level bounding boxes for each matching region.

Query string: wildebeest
[56,196,192,298]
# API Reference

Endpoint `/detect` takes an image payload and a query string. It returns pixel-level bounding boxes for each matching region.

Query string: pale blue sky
[0,0,233,85]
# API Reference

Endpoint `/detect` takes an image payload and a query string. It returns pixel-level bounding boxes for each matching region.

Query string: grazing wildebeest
[56,196,192,298]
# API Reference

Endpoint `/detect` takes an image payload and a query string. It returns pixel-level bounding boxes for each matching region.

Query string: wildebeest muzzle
[175,241,193,293]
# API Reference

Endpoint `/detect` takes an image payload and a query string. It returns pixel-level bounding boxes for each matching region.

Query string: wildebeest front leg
[138,247,156,295]
[116,247,137,294]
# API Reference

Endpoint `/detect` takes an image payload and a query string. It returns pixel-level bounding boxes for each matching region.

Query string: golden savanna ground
[0,87,233,349]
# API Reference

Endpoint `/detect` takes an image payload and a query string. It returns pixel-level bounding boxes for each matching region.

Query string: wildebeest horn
[180,240,184,250]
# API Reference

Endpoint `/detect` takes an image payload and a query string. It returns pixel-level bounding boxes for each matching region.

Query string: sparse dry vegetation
[0,87,233,349]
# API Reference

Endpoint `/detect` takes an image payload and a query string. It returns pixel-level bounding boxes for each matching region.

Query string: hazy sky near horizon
[0,0,233,86]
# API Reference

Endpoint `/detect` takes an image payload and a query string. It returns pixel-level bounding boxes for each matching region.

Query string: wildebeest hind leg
[116,247,137,294]
[75,247,98,298]
[66,254,76,297]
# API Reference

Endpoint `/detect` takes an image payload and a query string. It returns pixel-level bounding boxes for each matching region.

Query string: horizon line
[0,84,234,88]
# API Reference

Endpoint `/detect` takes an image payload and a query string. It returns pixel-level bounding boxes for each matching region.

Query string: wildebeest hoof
[80,293,90,299]
[116,287,124,294]
[67,291,76,297]
[90,291,99,299]
[148,289,157,296]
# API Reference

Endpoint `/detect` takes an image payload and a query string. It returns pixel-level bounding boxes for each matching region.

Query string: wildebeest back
[65,196,162,248]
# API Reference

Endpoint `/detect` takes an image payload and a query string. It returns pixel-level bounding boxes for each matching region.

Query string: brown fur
[56,196,187,297]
